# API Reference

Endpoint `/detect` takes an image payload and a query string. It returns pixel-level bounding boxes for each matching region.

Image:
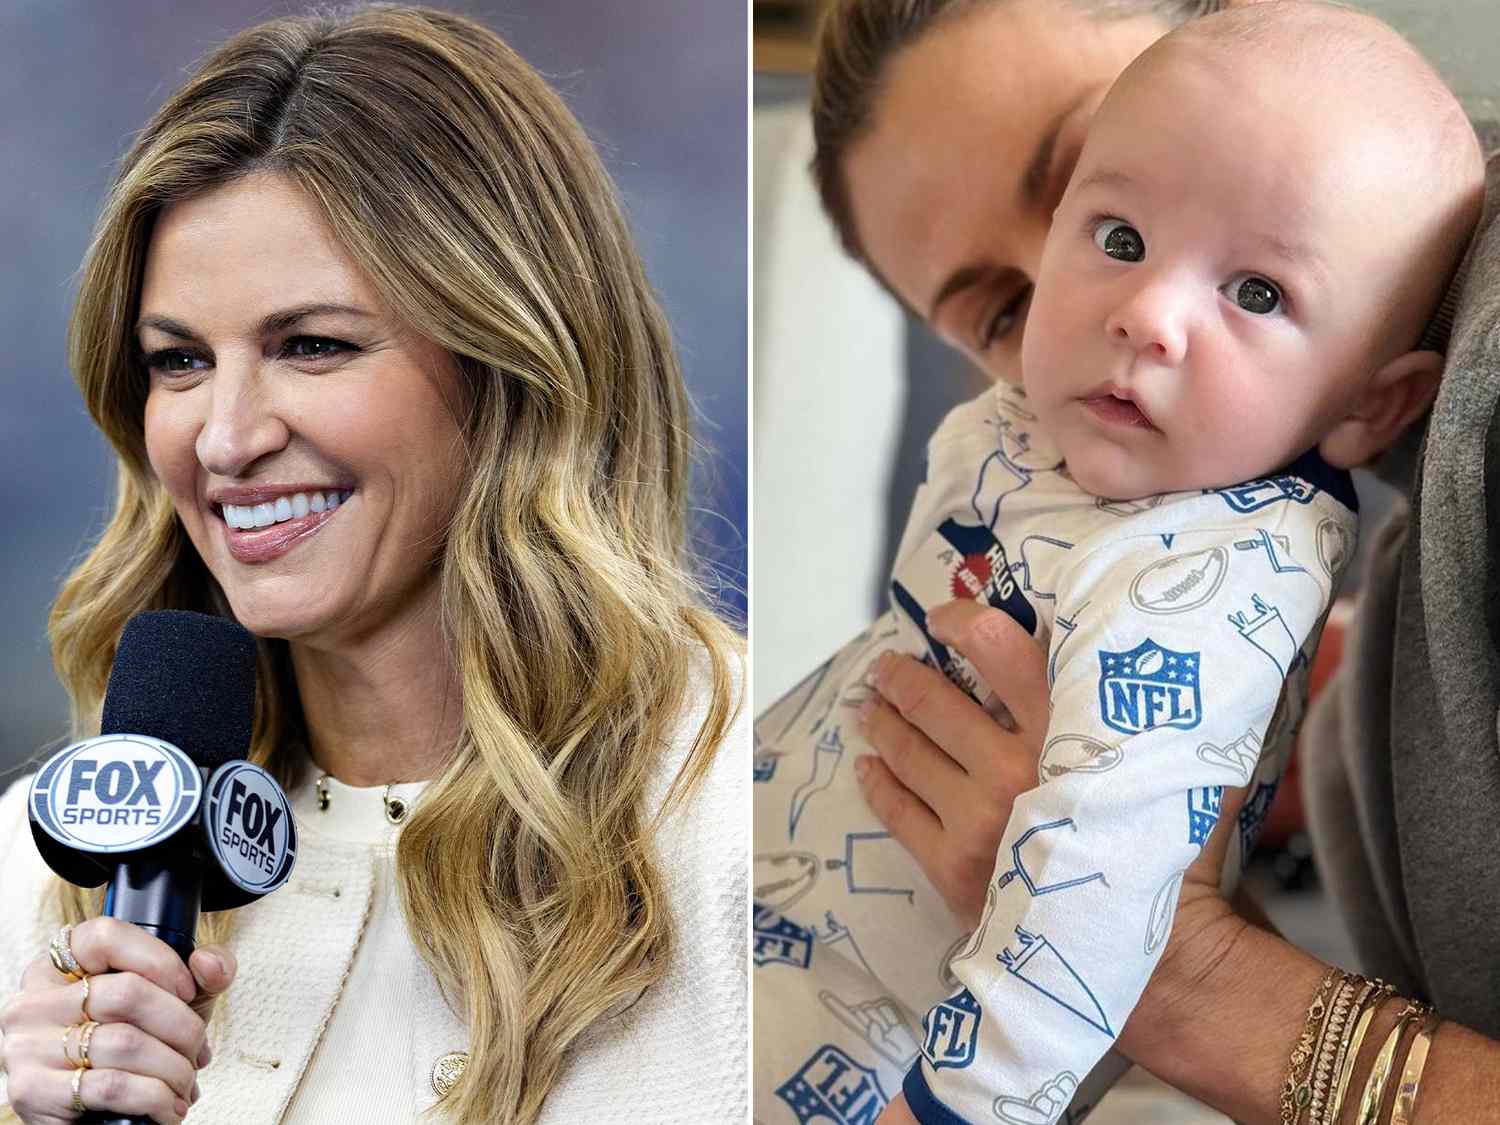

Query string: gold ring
[78,973,91,1021]
[50,924,83,981]
[77,1020,99,1069]
[48,945,82,983]
[61,1024,81,1069]
[71,1065,87,1112]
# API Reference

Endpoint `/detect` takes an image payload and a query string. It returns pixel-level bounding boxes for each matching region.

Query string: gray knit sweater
[1301,145,1500,1036]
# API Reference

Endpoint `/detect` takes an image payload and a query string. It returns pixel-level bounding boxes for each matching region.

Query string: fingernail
[204,952,226,979]
[198,1042,213,1068]
[856,696,877,725]
[175,1098,189,1120]
[853,756,871,782]
[192,1080,201,1103]
[928,609,952,644]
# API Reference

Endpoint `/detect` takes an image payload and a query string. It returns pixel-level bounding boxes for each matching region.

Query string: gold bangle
[1356,1002,1428,1125]
[1389,1013,1441,1125]
[1282,967,1345,1124]
[1326,983,1394,1125]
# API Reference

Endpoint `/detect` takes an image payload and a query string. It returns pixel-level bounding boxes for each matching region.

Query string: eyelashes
[1080,214,1290,316]
[977,285,1033,350]
[140,336,361,377]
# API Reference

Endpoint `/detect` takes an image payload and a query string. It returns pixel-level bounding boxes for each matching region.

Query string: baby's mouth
[1082,393,1156,430]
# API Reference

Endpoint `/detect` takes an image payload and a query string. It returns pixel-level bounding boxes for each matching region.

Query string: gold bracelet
[1356,1001,1429,1125]
[1282,968,1345,1124]
[1308,972,1368,1122]
[1325,982,1394,1125]
[1389,1013,1441,1125]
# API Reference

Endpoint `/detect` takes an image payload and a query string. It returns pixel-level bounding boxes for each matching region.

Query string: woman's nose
[194,364,290,477]
[1104,279,1189,366]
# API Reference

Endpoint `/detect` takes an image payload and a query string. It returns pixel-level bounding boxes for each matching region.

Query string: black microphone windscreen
[100,611,258,769]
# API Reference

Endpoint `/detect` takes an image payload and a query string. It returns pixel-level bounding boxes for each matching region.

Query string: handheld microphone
[28,611,298,1125]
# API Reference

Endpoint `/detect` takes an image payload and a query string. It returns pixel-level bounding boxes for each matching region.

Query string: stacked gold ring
[62,1020,99,1070]
[71,1066,87,1112]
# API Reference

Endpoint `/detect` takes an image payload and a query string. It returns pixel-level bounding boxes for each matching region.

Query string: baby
[753,4,1484,1125]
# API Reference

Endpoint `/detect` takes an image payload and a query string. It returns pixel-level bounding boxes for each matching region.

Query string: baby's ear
[1318,350,1444,469]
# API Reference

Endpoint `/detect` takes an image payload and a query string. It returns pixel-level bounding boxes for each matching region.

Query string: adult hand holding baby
[855,596,1250,968]
[854,599,1049,930]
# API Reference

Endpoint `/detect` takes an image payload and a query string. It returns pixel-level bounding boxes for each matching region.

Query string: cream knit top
[0,672,748,1123]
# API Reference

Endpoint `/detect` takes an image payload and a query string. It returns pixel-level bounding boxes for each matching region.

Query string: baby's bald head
[1022,1,1487,497]
[1109,1,1483,360]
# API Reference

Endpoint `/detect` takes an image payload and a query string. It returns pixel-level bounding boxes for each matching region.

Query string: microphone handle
[80,855,203,1125]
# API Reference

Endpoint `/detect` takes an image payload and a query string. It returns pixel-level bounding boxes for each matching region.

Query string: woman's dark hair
[811,0,1227,260]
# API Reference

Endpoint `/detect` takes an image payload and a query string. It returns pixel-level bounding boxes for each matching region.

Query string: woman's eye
[1225,275,1282,315]
[142,349,209,376]
[283,336,354,360]
[1093,219,1144,262]
[979,285,1033,350]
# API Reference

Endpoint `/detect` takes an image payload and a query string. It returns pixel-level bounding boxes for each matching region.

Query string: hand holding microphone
[1,612,296,1124]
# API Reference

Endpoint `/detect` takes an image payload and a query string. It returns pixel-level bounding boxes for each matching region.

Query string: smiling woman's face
[842,0,1170,385]
[140,172,467,645]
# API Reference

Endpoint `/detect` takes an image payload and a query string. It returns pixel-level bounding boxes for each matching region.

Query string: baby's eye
[1225,274,1282,315]
[1093,219,1144,262]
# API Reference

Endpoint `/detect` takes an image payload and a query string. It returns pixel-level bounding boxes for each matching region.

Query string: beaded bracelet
[1325,981,1394,1125]
[1307,974,1371,1124]
[1281,967,1345,1124]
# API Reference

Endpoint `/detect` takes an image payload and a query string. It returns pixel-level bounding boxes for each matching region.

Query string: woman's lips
[1083,394,1156,430]
[218,504,343,564]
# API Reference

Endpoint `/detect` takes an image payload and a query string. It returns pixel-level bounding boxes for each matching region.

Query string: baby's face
[1022,51,1420,499]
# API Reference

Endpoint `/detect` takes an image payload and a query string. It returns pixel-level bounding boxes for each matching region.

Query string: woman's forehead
[841,0,1167,316]
[140,174,383,333]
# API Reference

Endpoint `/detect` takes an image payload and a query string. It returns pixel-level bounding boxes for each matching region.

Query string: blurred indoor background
[0,0,746,776]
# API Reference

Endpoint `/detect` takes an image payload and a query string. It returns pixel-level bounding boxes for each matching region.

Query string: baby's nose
[1104,282,1188,366]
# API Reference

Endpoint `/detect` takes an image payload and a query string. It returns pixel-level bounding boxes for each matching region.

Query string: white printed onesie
[752,382,1358,1125]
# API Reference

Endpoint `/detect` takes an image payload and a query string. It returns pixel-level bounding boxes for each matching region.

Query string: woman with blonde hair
[0,5,746,1123]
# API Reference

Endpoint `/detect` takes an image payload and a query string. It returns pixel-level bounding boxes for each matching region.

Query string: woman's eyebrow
[1018,87,1097,209]
[927,91,1099,319]
[134,303,377,342]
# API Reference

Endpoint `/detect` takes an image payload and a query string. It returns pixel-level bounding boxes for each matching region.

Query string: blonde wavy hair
[30,5,743,1122]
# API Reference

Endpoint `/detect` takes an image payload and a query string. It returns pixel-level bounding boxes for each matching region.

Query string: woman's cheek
[143,392,198,504]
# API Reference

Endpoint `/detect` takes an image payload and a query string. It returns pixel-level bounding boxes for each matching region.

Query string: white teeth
[221,490,350,530]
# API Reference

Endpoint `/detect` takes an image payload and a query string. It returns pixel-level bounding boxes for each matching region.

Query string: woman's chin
[218,594,338,642]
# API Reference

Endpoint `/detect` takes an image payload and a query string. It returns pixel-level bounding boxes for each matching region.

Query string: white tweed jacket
[0,669,749,1123]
